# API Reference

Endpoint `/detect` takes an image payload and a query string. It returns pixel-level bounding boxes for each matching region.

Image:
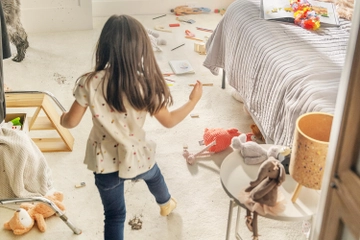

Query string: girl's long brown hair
[80,14,173,115]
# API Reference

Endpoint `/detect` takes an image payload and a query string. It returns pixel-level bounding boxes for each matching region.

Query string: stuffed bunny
[239,157,286,240]
[245,157,286,206]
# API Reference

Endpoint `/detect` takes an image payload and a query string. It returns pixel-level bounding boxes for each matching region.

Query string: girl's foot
[160,197,177,216]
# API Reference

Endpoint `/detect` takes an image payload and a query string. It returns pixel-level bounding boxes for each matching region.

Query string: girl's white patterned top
[74,70,156,178]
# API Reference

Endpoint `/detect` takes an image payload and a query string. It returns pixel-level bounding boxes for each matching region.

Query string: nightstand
[220,145,320,239]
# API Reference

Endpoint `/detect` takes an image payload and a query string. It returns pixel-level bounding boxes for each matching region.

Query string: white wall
[92,0,233,17]
[20,0,93,33]
[20,0,231,32]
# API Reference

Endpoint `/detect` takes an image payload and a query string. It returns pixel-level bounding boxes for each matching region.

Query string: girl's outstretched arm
[60,100,87,129]
[154,80,202,128]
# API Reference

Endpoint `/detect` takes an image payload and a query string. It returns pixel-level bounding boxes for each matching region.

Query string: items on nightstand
[289,112,333,203]
[220,146,320,240]
[239,157,286,240]
[231,133,291,164]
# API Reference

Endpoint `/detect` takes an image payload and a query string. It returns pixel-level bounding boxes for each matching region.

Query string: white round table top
[220,146,320,221]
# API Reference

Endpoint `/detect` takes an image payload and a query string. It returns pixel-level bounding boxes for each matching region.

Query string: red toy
[183,128,241,164]
[203,128,240,153]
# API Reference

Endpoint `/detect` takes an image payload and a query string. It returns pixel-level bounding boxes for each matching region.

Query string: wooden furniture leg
[291,183,303,203]
[252,212,259,240]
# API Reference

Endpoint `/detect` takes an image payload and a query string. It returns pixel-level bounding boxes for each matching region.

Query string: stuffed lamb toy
[231,133,290,164]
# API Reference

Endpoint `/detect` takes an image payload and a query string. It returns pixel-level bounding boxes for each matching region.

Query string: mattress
[203,0,351,146]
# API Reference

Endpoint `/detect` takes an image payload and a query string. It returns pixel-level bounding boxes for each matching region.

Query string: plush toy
[239,157,286,240]
[171,5,211,16]
[3,208,34,235]
[250,124,265,143]
[183,127,240,164]
[231,133,291,165]
[147,29,166,52]
[3,191,65,235]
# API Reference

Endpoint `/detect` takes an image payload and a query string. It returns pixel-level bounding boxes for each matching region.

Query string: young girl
[60,15,202,240]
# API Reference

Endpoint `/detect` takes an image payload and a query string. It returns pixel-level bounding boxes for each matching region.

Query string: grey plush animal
[231,133,290,164]
[1,0,29,62]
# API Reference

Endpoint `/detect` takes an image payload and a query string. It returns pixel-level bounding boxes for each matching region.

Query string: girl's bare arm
[154,80,202,128]
[60,101,87,129]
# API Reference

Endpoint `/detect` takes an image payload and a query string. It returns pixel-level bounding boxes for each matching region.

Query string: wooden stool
[5,91,74,152]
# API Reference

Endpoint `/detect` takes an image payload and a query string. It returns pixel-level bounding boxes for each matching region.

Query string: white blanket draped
[0,128,54,198]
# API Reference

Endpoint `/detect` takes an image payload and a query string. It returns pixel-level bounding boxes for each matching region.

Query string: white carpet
[1,13,307,240]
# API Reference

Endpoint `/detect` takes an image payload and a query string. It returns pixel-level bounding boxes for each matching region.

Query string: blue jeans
[94,163,171,240]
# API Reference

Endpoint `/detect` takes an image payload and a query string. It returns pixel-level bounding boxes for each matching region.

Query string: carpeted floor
[0,13,307,240]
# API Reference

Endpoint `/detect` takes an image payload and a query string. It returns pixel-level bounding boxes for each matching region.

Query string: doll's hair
[81,14,173,115]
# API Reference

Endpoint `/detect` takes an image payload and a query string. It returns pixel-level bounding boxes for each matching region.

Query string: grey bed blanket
[203,0,350,146]
[0,127,54,198]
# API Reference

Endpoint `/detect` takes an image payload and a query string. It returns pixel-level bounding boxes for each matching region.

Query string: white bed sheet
[204,0,351,146]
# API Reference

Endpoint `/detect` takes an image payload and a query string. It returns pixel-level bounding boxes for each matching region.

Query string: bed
[203,0,352,146]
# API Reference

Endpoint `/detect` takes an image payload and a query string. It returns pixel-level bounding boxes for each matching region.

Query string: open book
[260,0,340,26]
[169,60,195,75]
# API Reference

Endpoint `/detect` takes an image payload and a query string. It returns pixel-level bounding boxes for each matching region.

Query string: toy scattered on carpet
[194,42,206,55]
[128,216,143,230]
[176,16,195,24]
[214,8,226,15]
[3,191,66,235]
[3,208,34,235]
[183,127,241,165]
[147,29,167,52]
[171,5,211,16]
[231,133,291,165]
[238,157,286,240]
[250,124,265,143]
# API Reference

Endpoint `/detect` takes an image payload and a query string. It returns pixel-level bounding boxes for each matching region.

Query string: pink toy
[183,128,241,165]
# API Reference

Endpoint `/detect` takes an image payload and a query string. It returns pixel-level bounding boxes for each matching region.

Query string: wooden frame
[5,92,74,152]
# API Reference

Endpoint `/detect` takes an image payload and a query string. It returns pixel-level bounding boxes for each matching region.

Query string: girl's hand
[189,80,203,103]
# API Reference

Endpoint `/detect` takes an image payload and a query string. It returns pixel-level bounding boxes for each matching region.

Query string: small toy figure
[171,5,211,16]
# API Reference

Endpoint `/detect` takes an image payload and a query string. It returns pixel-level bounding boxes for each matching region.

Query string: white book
[168,60,195,75]
[260,0,340,26]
